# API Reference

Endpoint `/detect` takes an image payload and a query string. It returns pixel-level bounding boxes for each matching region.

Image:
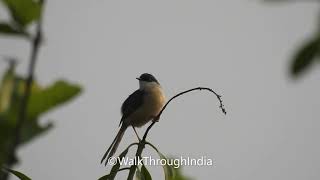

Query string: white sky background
[1,0,320,180]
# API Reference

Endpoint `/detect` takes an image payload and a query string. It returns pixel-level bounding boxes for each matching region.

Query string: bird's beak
[136,77,141,81]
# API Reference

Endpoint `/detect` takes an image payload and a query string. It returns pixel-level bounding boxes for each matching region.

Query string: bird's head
[136,73,160,90]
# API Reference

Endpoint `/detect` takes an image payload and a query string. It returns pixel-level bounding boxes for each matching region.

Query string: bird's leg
[132,126,141,142]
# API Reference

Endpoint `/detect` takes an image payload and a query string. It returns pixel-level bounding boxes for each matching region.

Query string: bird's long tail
[101,124,128,165]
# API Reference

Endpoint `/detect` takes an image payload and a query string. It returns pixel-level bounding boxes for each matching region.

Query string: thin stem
[132,126,141,142]
[127,140,145,179]
[118,167,131,172]
[127,87,226,180]
[1,1,45,179]
[158,87,226,118]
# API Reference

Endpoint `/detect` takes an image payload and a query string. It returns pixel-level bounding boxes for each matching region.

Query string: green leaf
[0,119,14,166]
[135,165,152,180]
[291,38,320,77]
[146,142,174,180]
[135,166,142,180]
[0,23,27,36]
[0,62,16,113]
[27,80,82,120]
[140,165,152,180]
[160,153,175,180]
[2,167,32,180]
[1,0,41,27]
[0,79,81,124]
[20,119,53,145]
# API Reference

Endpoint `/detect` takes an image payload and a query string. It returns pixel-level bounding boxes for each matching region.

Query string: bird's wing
[119,89,145,126]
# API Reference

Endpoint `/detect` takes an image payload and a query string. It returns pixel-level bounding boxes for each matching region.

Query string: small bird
[101,73,166,164]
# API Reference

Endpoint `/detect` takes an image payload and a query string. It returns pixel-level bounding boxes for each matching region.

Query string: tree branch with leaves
[0,0,82,179]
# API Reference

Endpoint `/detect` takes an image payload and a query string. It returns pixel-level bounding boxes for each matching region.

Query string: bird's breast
[144,87,166,114]
[129,86,165,127]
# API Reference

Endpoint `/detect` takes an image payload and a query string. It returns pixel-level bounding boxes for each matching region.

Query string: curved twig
[142,87,226,140]
[158,87,226,118]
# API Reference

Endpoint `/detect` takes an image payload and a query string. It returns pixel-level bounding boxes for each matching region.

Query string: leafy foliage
[0,1,84,180]
[0,23,28,37]
[0,0,41,37]
[0,63,82,167]
[1,0,41,27]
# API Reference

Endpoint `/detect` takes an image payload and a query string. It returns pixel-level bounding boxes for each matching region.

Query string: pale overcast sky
[1,0,320,180]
